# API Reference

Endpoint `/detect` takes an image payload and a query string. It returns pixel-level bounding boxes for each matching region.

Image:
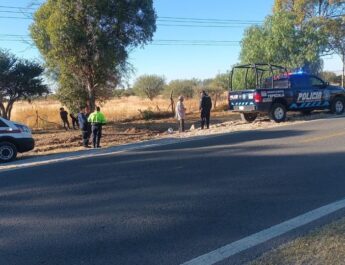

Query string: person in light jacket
[175,96,186,132]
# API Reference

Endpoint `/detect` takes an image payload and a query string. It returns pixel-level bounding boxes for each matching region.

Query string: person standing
[70,113,79,130]
[87,106,106,148]
[175,96,186,132]
[77,107,90,148]
[59,107,70,130]
[85,106,92,145]
[199,90,212,129]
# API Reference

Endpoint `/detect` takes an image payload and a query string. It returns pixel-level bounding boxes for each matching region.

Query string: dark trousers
[201,111,210,129]
[92,124,102,148]
[62,119,70,130]
[81,130,90,147]
[72,119,79,129]
[178,119,185,132]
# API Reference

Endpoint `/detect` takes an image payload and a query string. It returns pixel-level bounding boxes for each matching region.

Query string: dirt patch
[26,110,337,156]
[249,216,345,265]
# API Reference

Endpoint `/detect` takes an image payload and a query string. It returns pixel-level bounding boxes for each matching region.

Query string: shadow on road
[1,127,345,265]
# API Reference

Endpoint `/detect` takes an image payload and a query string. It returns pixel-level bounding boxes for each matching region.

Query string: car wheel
[331,97,345,115]
[240,113,258,123]
[269,103,287,123]
[0,142,17,163]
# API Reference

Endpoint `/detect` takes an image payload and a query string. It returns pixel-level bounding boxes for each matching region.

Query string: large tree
[165,79,197,99]
[240,12,328,73]
[206,73,229,108]
[274,0,345,23]
[273,0,345,86]
[133,75,165,101]
[30,0,156,111]
[0,50,48,120]
[325,17,345,87]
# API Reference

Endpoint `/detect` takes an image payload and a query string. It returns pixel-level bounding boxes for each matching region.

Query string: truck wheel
[331,97,345,115]
[240,113,257,123]
[0,142,17,163]
[269,103,287,123]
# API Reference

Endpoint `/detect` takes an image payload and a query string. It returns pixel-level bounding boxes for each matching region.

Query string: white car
[0,117,35,162]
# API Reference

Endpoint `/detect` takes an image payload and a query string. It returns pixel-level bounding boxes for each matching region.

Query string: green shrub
[139,109,173,120]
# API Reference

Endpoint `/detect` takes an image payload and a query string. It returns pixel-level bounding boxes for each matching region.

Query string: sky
[0,0,342,85]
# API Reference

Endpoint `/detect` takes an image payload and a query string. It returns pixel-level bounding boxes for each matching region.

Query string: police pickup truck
[228,64,345,123]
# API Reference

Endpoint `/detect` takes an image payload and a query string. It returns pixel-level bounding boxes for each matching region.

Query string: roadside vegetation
[249,216,345,265]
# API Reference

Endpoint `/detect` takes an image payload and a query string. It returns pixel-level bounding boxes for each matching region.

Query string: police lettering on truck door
[290,90,330,109]
[297,91,322,102]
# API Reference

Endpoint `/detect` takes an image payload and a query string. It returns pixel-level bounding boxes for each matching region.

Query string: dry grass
[249,217,345,265]
[11,96,221,129]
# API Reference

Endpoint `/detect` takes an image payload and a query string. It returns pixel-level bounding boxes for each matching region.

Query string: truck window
[290,75,310,88]
[263,77,289,89]
[310,76,325,87]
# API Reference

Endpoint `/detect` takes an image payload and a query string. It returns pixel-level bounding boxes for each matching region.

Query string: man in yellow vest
[87,106,106,148]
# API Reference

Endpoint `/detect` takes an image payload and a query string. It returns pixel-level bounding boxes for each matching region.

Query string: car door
[289,75,313,110]
[308,76,329,109]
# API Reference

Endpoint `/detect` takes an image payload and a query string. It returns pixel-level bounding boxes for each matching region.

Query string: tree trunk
[341,52,345,88]
[170,90,175,115]
[87,82,96,112]
[0,102,6,119]
[5,101,14,120]
[213,94,219,109]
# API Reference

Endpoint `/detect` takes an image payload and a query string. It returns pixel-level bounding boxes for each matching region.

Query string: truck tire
[0,142,17,163]
[331,97,345,115]
[240,113,257,123]
[269,103,287,123]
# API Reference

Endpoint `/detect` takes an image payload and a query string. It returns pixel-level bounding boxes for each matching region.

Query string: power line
[0,16,259,27]
[157,19,259,25]
[153,39,240,43]
[0,37,241,46]
[0,16,32,20]
[0,34,30,37]
[0,10,33,15]
[0,37,241,44]
[0,6,263,25]
[0,5,36,10]
[150,44,239,46]
[159,16,263,23]
[157,24,246,28]
[0,34,241,42]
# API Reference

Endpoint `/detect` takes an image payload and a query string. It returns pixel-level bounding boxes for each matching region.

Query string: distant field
[11,95,228,129]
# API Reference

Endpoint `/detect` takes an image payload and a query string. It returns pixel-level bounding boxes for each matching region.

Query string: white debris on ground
[165,112,338,139]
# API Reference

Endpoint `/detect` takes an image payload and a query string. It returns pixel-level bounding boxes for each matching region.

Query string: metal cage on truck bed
[229,63,288,91]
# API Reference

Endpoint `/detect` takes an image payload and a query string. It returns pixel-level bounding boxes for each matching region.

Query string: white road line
[181,197,345,265]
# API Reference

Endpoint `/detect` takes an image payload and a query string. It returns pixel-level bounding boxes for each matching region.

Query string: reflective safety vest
[87,111,106,124]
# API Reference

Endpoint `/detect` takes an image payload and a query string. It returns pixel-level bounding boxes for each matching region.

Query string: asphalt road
[2,116,345,265]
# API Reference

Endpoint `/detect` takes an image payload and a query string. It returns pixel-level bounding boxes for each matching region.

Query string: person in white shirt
[175,95,186,132]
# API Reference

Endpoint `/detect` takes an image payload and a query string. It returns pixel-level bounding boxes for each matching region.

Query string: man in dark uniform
[70,113,79,129]
[77,107,90,148]
[85,106,92,144]
[199,90,212,129]
[59,107,70,130]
